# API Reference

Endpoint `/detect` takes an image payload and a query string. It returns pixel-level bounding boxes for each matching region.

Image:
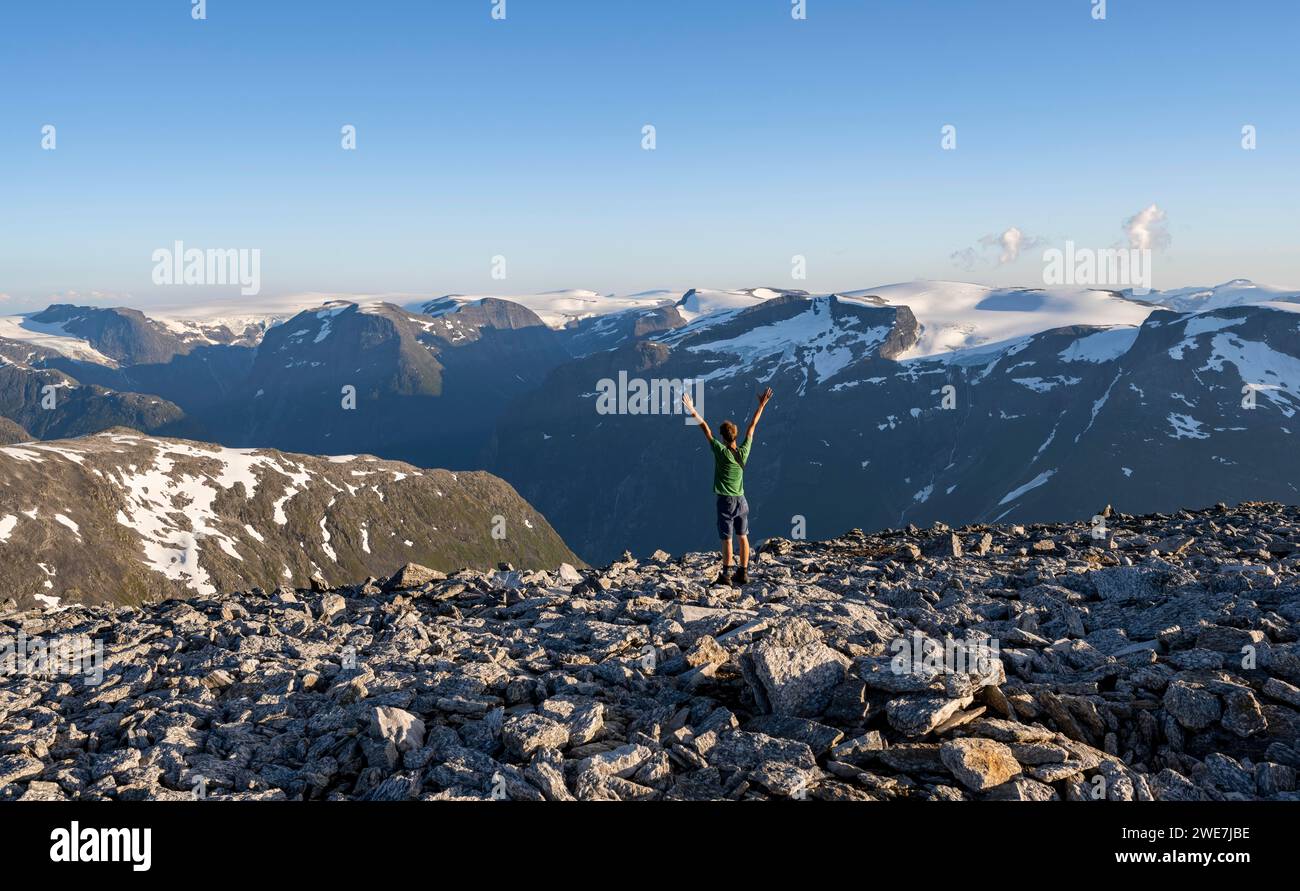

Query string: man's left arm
[745,387,773,442]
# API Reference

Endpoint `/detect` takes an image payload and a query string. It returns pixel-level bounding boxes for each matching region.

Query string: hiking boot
[733,567,749,585]
[712,568,732,587]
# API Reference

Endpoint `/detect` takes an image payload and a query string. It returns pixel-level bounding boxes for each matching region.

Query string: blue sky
[1,0,1297,308]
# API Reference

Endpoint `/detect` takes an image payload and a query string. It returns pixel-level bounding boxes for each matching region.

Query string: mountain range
[2,278,1299,568]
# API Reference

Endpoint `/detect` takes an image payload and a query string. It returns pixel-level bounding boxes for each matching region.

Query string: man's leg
[712,537,734,586]
[738,535,749,569]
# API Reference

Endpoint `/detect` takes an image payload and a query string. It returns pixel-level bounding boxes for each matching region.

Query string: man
[681,386,773,586]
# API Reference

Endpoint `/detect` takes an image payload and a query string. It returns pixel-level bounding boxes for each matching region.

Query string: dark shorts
[716,495,749,539]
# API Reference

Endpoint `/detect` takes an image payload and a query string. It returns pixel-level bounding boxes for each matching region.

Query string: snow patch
[1167,413,1210,440]
[54,514,81,538]
[1058,327,1139,364]
[998,469,1057,506]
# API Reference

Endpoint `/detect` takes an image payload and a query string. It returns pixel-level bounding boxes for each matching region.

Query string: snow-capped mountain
[0,431,576,609]
[414,288,674,329]
[0,312,122,367]
[657,294,918,391]
[836,281,1158,358]
[4,279,1300,564]
[7,278,1292,366]
[1135,279,1300,314]
[492,294,1300,562]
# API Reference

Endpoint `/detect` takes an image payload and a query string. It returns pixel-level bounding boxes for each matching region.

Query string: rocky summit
[2,501,1298,802]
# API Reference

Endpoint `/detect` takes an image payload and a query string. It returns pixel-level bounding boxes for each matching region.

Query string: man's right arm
[682,391,713,443]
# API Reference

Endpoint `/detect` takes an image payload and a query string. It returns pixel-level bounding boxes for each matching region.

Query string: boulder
[940,738,1022,792]
[502,713,569,760]
[370,707,426,753]
[748,619,850,717]
[1164,680,1221,730]
[383,563,447,591]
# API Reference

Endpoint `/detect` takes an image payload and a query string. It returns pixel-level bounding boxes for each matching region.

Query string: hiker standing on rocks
[682,386,773,587]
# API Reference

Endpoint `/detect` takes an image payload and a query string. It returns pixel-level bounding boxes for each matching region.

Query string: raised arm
[745,387,773,441]
[681,391,713,443]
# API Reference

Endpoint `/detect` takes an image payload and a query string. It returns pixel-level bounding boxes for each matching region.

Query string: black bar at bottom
[0,800,1285,877]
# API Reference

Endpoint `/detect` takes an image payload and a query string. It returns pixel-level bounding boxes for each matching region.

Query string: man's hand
[757,387,773,407]
[682,390,711,441]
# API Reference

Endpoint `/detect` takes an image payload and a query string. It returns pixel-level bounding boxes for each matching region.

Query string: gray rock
[1219,687,1267,738]
[0,754,45,786]
[1152,768,1203,801]
[923,533,963,559]
[1196,624,1266,654]
[537,697,604,746]
[709,731,818,798]
[940,738,1021,792]
[1163,680,1221,730]
[579,744,653,779]
[1090,566,1162,602]
[964,718,1055,744]
[1201,753,1255,796]
[985,776,1058,801]
[744,715,844,756]
[1262,677,1300,709]
[502,713,569,761]
[320,593,347,619]
[749,618,849,717]
[1255,762,1296,796]
[886,695,974,736]
[370,707,426,753]
[384,563,447,591]
[830,732,885,763]
[3,500,1295,801]
[525,748,575,802]
[1008,742,1071,765]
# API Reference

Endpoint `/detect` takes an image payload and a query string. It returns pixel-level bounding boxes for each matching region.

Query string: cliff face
[2,502,1296,801]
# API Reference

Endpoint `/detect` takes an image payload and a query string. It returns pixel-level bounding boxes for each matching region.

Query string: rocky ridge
[1,501,1298,801]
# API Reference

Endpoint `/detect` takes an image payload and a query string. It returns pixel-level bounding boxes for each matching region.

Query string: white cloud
[983,226,1041,265]
[952,226,1044,268]
[1123,204,1170,251]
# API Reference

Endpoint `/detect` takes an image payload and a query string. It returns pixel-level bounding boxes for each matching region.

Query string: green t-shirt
[710,437,752,496]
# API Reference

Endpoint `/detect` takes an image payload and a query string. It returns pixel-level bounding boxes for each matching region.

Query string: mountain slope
[0,344,196,441]
[205,299,569,466]
[491,295,921,560]
[493,295,1300,563]
[26,304,197,365]
[0,431,579,608]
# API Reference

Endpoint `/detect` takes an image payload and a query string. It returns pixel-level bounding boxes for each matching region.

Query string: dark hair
[719,420,745,468]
